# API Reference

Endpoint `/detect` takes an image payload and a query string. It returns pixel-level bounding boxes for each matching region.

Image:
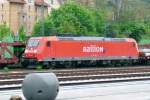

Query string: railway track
[1,66,150,90]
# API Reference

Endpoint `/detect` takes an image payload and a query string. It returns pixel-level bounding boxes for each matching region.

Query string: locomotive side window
[46,41,51,47]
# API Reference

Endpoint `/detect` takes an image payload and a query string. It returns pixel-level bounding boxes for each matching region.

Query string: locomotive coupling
[22,73,59,100]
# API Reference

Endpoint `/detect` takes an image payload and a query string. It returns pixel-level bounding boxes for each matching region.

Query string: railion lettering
[83,45,104,53]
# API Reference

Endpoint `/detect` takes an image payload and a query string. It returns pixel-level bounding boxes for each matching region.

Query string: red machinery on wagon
[23,36,139,68]
[0,42,25,66]
[138,44,150,64]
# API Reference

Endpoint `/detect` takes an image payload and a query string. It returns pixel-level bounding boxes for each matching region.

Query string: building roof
[8,0,26,4]
[57,0,64,4]
[35,0,49,7]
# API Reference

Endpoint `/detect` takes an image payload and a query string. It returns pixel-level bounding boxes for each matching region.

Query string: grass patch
[3,67,10,73]
[139,39,150,45]
[36,65,43,71]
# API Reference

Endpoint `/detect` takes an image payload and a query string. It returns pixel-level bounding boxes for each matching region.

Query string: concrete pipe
[22,73,59,100]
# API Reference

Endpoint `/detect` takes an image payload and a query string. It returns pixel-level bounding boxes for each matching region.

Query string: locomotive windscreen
[27,39,39,47]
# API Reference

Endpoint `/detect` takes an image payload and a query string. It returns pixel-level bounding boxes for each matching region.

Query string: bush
[105,22,147,42]
[0,24,11,40]
[121,22,146,42]
[3,67,10,73]
[36,66,43,71]
[18,26,26,42]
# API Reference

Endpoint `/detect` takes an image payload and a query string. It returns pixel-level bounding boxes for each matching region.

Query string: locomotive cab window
[46,41,51,47]
[27,39,39,47]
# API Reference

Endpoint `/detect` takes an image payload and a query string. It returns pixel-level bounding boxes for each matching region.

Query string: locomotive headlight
[33,50,37,53]
[25,50,29,53]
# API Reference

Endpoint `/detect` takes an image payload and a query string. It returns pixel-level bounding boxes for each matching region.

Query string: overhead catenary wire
[41,0,45,36]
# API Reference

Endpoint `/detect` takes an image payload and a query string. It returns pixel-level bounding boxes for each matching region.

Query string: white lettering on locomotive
[83,45,104,53]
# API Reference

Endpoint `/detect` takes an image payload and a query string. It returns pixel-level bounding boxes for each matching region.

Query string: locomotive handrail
[0,42,25,46]
[138,44,150,49]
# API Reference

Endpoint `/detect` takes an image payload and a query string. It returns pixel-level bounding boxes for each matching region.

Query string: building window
[35,16,38,21]
[29,16,31,20]
[1,14,4,22]
[28,0,32,3]
[28,5,31,12]
[51,0,54,4]
[51,8,54,11]
[22,15,26,23]
[2,14,3,20]
[1,4,3,10]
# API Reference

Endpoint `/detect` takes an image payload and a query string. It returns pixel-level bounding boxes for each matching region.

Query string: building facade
[75,0,94,7]
[45,0,63,12]
[0,0,62,36]
[63,0,94,7]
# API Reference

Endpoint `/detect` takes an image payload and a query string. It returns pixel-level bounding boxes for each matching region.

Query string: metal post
[41,0,45,36]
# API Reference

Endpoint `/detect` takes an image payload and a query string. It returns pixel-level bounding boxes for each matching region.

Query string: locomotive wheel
[65,62,72,68]
[42,62,50,69]
[0,64,6,69]
[49,62,56,69]
[109,61,115,67]
[128,61,133,66]
[71,61,77,68]
[21,61,29,68]
[42,62,56,69]
[115,63,121,67]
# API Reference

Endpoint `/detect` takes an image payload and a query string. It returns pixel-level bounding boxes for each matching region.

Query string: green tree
[92,9,105,36]
[33,18,55,36]
[50,3,96,35]
[120,22,146,42]
[105,23,121,37]
[129,24,146,42]
[33,3,104,36]
[0,24,11,40]
[18,26,26,42]
[104,21,147,42]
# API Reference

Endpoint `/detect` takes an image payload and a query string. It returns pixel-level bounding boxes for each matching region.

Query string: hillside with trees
[0,0,149,44]
[33,0,150,44]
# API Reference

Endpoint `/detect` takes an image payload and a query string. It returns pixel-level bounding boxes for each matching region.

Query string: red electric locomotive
[23,36,139,68]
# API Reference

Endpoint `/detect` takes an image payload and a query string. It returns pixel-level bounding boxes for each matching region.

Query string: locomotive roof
[30,36,135,42]
[57,36,133,42]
